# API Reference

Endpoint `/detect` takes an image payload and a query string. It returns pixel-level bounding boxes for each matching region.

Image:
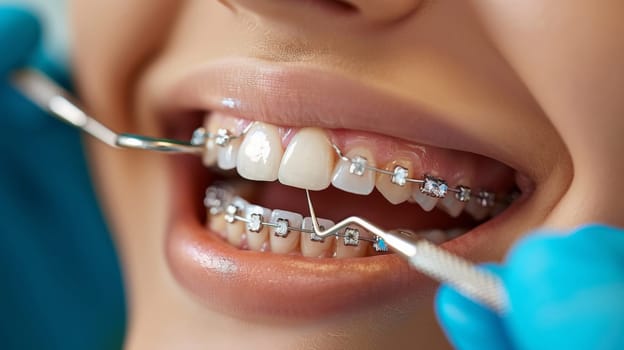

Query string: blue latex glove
[0,7,39,71]
[0,6,125,349]
[436,225,624,350]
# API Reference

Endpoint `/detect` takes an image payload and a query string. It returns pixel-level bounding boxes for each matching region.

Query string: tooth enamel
[301,217,335,258]
[446,228,468,239]
[245,205,272,251]
[208,214,228,239]
[269,209,303,254]
[420,229,448,244]
[226,220,247,248]
[335,226,369,258]
[465,200,490,220]
[225,197,248,247]
[203,138,218,166]
[278,128,334,191]
[192,127,218,166]
[217,137,242,170]
[411,186,438,211]
[437,195,465,218]
[236,123,283,181]
[331,148,376,195]
[375,160,413,204]
[490,202,507,217]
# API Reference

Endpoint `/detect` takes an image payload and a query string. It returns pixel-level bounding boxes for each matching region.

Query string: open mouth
[157,58,534,320]
[195,111,518,257]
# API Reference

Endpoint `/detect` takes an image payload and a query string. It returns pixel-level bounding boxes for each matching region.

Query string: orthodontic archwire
[204,185,385,249]
[13,69,508,209]
[193,126,508,208]
[303,189,509,314]
[15,69,509,313]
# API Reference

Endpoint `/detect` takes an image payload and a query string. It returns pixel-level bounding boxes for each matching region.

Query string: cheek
[471,1,624,223]
[470,1,624,148]
[70,0,181,130]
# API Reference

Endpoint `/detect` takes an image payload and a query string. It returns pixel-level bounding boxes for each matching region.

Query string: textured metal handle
[409,239,508,313]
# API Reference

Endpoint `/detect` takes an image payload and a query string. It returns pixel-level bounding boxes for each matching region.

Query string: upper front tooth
[331,147,376,195]
[278,128,335,191]
[236,122,283,181]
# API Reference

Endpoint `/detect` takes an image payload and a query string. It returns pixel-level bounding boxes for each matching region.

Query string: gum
[206,112,516,194]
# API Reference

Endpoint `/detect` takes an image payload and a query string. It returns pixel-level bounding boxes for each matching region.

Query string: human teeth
[208,214,228,239]
[335,226,369,258]
[375,160,413,204]
[224,197,248,247]
[301,217,335,258]
[236,122,283,181]
[490,202,507,217]
[437,195,465,217]
[193,126,218,167]
[269,209,303,254]
[446,228,468,239]
[420,229,448,244]
[217,136,242,170]
[203,137,218,166]
[465,200,489,220]
[411,187,438,211]
[245,205,272,251]
[331,147,376,195]
[278,128,334,191]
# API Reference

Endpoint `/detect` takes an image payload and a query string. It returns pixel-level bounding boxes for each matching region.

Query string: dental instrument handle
[404,238,508,314]
[12,69,120,147]
[11,69,203,154]
[304,190,508,313]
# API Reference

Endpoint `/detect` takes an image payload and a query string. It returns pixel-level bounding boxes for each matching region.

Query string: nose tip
[343,0,422,22]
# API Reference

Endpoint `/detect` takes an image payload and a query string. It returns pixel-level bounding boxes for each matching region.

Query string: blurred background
[0,1,126,349]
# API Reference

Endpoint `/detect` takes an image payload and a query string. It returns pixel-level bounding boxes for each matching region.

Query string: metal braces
[193,126,499,208]
[204,186,389,252]
[14,69,508,314]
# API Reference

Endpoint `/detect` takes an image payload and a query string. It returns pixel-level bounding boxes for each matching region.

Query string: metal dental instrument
[11,69,204,154]
[304,189,509,314]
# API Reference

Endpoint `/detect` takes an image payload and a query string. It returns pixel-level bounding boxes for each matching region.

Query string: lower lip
[165,157,519,321]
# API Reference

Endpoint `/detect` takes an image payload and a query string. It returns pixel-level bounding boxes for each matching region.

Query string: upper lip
[159,57,527,320]
[158,57,525,174]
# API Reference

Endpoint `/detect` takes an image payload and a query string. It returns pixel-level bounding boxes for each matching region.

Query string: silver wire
[305,189,509,313]
[12,69,204,154]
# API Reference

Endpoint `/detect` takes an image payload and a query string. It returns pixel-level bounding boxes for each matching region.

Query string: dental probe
[305,190,509,314]
[12,69,205,154]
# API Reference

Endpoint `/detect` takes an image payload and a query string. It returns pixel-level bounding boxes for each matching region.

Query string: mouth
[156,58,534,321]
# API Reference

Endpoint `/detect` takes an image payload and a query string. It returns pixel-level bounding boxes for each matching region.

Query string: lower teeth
[204,185,471,259]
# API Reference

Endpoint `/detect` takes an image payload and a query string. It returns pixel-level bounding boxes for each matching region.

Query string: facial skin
[70,1,624,349]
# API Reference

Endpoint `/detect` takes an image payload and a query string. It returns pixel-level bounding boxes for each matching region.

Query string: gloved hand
[0,6,44,126]
[436,225,624,350]
[0,6,39,72]
[0,7,125,350]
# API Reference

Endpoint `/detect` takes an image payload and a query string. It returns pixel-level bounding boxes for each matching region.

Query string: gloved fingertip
[0,6,42,72]
[435,284,512,350]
